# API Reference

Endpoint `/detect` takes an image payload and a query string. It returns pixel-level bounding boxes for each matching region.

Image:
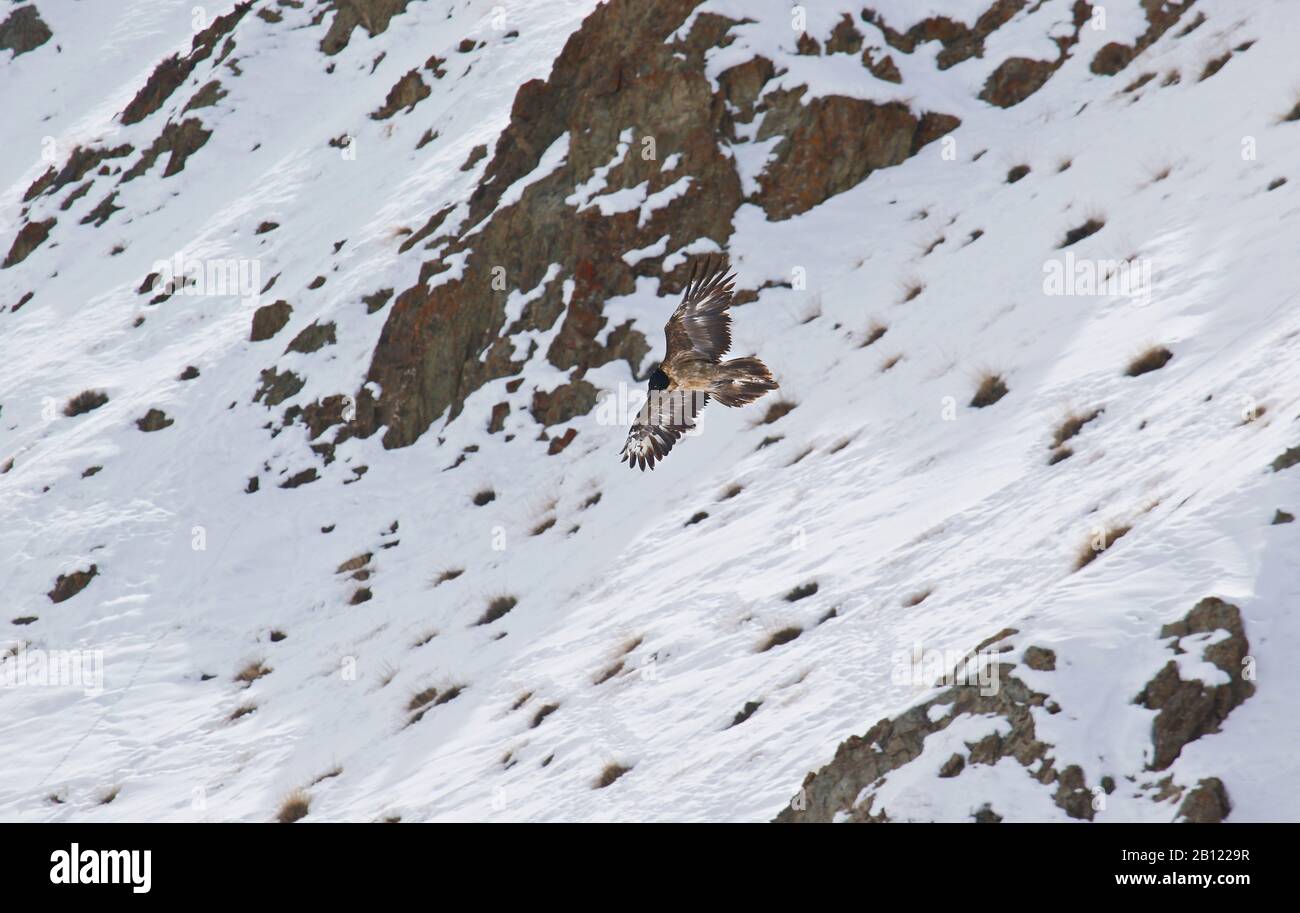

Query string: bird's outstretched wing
[663,255,735,366]
[620,389,709,471]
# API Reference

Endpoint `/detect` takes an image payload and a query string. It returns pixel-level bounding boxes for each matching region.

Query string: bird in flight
[620,256,778,471]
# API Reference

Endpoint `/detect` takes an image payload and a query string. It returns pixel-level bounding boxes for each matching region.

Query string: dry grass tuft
[1006,164,1030,184]
[880,353,903,373]
[1282,95,1300,123]
[277,790,310,824]
[1125,345,1173,377]
[785,582,818,602]
[408,687,439,711]
[969,372,1008,408]
[758,398,797,425]
[1199,50,1233,82]
[899,278,925,302]
[312,766,343,785]
[860,321,887,348]
[64,390,109,417]
[234,660,272,686]
[594,660,624,685]
[1074,524,1132,571]
[531,516,556,536]
[1052,407,1103,447]
[433,567,463,586]
[1058,213,1105,248]
[902,589,932,607]
[759,626,802,652]
[594,763,632,789]
[475,595,517,626]
[229,702,257,722]
[531,703,559,728]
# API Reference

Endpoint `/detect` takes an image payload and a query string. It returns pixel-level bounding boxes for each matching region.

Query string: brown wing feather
[663,255,735,366]
[620,389,709,471]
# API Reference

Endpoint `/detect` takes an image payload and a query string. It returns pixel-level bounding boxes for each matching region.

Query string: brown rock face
[319,0,416,55]
[774,658,1082,823]
[122,118,213,180]
[530,380,598,427]
[777,597,1254,822]
[0,4,52,57]
[343,0,959,451]
[250,300,293,341]
[120,2,251,125]
[979,57,1057,108]
[23,144,134,203]
[1136,597,1255,771]
[3,219,55,269]
[285,321,337,354]
[753,89,959,220]
[1178,777,1231,823]
[862,0,1026,70]
[1091,0,1197,76]
[370,69,430,119]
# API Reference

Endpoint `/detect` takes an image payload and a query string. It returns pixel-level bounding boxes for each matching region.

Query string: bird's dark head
[648,366,670,391]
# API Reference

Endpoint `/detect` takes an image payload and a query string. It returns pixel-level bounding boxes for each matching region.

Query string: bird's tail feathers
[710,356,778,407]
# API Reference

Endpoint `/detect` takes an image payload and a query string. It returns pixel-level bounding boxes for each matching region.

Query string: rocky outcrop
[0,4,52,58]
[863,1,1027,70]
[773,642,1081,822]
[332,0,959,451]
[778,598,1254,822]
[23,144,134,203]
[979,57,1058,108]
[122,119,213,180]
[978,1,1094,107]
[319,0,417,56]
[3,218,55,269]
[120,2,250,125]
[285,321,337,354]
[1091,0,1197,76]
[250,300,293,341]
[1136,597,1255,771]
[753,90,958,219]
[1178,777,1231,823]
[530,380,598,427]
[370,69,429,119]
[49,565,98,603]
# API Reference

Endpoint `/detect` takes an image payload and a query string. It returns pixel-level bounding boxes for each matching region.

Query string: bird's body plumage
[620,256,778,471]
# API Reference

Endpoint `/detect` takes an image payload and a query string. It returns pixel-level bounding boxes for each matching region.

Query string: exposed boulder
[1091,0,1198,76]
[319,0,417,56]
[1136,597,1255,771]
[370,69,430,119]
[0,4,52,57]
[530,380,597,427]
[120,2,251,125]
[345,0,958,450]
[250,300,293,341]
[3,218,55,269]
[122,118,213,180]
[753,89,959,220]
[49,565,98,603]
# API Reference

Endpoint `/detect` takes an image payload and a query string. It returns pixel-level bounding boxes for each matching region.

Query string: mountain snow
[2,0,1298,822]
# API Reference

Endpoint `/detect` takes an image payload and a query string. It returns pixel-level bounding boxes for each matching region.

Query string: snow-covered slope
[2,0,1298,822]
